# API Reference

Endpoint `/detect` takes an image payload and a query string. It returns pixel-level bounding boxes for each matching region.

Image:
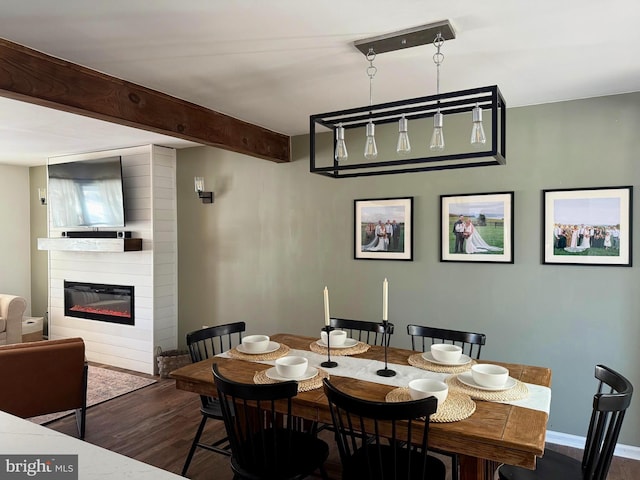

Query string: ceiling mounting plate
[353,20,456,56]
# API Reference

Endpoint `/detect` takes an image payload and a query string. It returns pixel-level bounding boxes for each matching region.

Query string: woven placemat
[309,341,370,356]
[227,343,290,361]
[408,353,476,374]
[253,367,329,392]
[447,375,529,402]
[385,388,476,423]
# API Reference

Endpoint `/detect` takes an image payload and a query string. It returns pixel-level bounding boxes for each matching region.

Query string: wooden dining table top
[170,333,552,480]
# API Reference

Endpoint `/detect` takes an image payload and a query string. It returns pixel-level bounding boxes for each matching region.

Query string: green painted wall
[177,91,639,447]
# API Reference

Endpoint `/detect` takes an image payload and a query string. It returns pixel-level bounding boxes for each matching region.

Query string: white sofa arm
[0,294,27,345]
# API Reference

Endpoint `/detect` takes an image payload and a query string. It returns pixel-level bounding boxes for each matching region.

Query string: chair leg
[76,363,88,440]
[318,465,329,480]
[452,453,459,480]
[75,407,86,440]
[182,415,208,476]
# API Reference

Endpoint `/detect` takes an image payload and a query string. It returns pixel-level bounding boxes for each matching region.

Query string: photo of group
[440,191,514,263]
[543,186,632,266]
[354,197,413,261]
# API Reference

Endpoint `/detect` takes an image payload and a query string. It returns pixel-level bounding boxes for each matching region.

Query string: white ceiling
[0,0,638,166]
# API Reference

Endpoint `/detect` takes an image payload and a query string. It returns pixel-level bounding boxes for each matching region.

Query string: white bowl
[430,343,463,364]
[241,335,270,353]
[471,364,509,388]
[408,379,449,407]
[275,356,309,379]
[320,330,347,346]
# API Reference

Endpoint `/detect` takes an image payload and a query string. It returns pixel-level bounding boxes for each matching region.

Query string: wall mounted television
[48,156,125,229]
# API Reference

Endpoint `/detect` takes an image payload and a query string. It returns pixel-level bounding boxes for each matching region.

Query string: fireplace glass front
[64,281,134,325]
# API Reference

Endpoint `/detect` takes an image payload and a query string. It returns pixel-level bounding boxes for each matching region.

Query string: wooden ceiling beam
[0,39,290,163]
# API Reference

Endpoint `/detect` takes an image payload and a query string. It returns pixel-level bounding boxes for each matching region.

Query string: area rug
[29,365,157,425]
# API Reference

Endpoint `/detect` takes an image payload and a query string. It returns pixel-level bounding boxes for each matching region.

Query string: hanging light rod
[353,20,456,56]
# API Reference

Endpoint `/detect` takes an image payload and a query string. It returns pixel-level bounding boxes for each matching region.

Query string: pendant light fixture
[312,20,506,178]
[470,103,487,148]
[429,32,445,152]
[334,123,348,161]
[396,115,411,155]
[363,49,378,160]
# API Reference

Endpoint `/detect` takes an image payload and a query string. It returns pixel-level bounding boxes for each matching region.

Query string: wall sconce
[38,187,47,206]
[194,177,213,204]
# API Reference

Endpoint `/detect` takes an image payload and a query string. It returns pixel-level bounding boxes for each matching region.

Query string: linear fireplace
[64,281,134,326]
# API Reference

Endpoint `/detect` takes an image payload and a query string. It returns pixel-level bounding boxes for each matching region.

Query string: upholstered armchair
[0,294,27,345]
[0,337,88,438]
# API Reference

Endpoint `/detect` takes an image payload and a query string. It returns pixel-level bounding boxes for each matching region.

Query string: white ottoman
[22,316,44,343]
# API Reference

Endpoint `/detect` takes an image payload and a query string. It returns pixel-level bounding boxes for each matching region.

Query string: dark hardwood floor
[43,367,638,479]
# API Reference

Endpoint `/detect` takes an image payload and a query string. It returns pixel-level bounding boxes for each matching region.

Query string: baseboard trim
[546,430,640,460]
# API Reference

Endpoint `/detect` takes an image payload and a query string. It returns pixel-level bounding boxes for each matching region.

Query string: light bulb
[429,111,445,152]
[470,104,486,149]
[396,116,411,155]
[194,177,204,193]
[364,121,378,160]
[334,124,348,162]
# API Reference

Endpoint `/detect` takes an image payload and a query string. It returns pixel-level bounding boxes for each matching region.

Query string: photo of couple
[441,192,513,264]
[451,214,504,254]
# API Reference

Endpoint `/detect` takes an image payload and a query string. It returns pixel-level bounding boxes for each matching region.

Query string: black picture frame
[440,191,514,263]
[542,186,632,266]
[354,197,413,261]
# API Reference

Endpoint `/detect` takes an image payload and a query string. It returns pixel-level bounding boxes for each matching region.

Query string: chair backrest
[582,364,633,480]
[186,322,246,362]
[212,363,300,478]
[0,337,87,417]
[330,317,394,346]
[407,324,486,359]
[323,378,440,480]
[186,322,245,409]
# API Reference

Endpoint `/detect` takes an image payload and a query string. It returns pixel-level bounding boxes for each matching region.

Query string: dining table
[170,333,551,480]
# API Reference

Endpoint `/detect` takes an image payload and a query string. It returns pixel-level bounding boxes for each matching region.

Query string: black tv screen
[48,157,125,229]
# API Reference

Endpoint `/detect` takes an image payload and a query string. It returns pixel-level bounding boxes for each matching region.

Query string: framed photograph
[440,191,514,263]
[542,186,632,266]
[354,197,413,261]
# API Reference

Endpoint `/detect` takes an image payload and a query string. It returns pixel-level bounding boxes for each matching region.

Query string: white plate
[236,341,280,355]
[265,366,318,382]
[422,351,472,366]
[457,371,517,391]
[316,338,359,349]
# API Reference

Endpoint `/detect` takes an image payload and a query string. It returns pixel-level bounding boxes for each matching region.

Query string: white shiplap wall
[46,145,177,374]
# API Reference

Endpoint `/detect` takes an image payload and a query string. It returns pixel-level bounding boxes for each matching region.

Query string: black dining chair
[181,322,245,476]
[406,324,486,480]
[407,324,486,360]
[315,317,395,438]
[497,364,633,480]
[323,378,446,480]
[330,317,394,346]
[212,363,329,480]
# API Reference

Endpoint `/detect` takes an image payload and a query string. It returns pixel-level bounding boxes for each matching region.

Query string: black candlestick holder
[376,320,396,377]
[320,325,338,368]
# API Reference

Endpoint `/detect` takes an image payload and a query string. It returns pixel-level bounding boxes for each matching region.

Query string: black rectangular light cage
[310,85,506,179]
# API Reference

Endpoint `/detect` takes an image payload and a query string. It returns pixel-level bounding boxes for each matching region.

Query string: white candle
[323,286,330,326]
[382,278,388,321]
